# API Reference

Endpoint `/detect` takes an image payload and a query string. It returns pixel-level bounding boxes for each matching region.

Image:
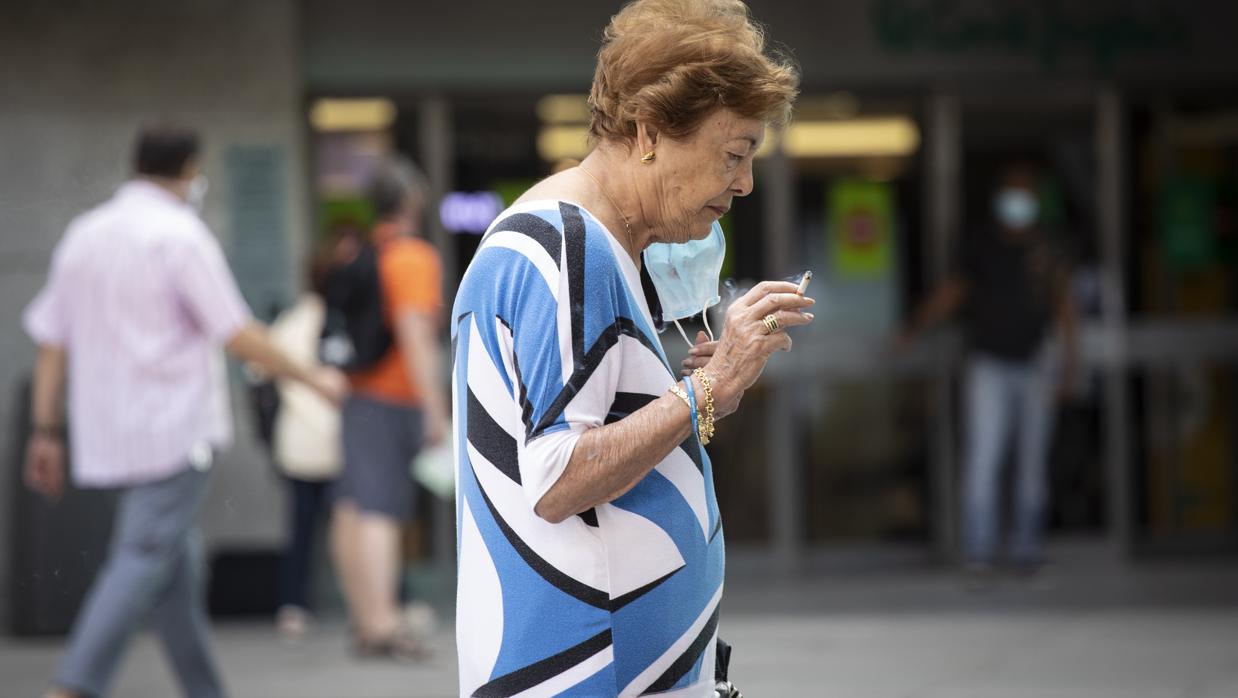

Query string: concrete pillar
[417,95,459,594]
[924,90,961,561]
[760,140,801,572]
[1096,86,1133,558]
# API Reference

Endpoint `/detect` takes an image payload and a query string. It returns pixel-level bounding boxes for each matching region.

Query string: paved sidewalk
[4,555,1237,697]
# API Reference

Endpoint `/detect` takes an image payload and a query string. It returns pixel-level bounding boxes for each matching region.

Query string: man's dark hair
[133,125,200,178]
[366,157,428,222]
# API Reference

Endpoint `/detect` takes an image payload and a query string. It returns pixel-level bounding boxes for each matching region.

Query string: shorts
[333,395,423,521]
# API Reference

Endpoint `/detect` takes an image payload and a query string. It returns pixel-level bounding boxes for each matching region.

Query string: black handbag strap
[715,638,732,681]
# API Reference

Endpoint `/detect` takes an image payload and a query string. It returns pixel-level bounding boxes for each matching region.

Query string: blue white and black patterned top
[451,200,724,697]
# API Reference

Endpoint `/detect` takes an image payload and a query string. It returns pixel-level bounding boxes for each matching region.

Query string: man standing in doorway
[899,161,1080,585]
[23,125,345,698]
[328,159,447,659]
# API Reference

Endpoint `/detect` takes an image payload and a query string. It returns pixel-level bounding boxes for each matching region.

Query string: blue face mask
[643,221,726,347]
[994,189,1038,230]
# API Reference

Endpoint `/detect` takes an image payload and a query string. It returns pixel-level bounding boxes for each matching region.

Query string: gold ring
[763,314,780,334]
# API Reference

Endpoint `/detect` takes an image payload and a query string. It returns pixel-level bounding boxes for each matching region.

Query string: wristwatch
[31,424,64,440]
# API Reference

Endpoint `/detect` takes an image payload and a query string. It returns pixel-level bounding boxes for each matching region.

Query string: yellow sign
[828,180,894,279]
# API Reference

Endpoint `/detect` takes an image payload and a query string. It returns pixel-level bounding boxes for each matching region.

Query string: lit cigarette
[796,270,812,295]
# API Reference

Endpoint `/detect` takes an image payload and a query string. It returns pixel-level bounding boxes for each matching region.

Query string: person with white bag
[267,256,344,641]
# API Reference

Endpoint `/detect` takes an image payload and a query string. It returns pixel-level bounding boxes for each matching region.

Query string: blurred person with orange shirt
[325,159,447,659]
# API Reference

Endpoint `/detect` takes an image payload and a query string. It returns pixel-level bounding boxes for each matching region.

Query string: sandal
[353,625,431,662]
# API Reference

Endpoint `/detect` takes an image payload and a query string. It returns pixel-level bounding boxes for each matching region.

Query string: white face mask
[643,221,726,348]
[187,174,210,212]
[994,188,1038,230]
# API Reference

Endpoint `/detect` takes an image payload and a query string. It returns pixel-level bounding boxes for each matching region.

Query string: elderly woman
[451,1,808,695]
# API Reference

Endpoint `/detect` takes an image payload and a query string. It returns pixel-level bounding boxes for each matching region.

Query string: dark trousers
[279,478,331,611]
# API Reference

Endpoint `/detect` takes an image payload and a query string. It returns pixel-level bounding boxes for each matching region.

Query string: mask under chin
[643,220,727,338]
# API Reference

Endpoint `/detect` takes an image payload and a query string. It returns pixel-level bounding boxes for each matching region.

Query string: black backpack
[319,241,393,371]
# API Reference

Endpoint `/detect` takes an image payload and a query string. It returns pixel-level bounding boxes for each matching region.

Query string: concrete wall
[0,0,307,629]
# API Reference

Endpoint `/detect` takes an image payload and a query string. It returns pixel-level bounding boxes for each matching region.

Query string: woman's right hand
[702,280,814,419]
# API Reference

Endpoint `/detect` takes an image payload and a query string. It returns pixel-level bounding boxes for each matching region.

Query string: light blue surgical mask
[187,174,209,212]
[994,188,1038,230]
[643,221,726,347]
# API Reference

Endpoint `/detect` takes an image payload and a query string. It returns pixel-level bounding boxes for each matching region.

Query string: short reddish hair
[589,0,799,147]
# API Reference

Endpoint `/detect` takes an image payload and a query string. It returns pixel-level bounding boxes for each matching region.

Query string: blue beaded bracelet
[681,376,699,442]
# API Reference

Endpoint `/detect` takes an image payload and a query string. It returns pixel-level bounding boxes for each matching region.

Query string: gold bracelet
[668,383,691,410]
[693,370,713,439]
[692,368,715,445]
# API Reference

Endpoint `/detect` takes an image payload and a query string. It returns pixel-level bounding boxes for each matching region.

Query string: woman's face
[643,108,765,244]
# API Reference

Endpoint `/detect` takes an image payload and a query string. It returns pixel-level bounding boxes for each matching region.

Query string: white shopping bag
[412,441,455,500]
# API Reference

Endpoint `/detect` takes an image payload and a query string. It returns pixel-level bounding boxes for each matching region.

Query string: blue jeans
[961,351,1056,565]
[55,466,223,698]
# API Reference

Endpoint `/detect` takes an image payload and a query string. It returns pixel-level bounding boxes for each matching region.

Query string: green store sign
[872,0,1189,72]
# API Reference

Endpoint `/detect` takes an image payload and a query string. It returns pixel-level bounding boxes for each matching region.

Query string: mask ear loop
[673,305,717,349]
[672,319,693,348]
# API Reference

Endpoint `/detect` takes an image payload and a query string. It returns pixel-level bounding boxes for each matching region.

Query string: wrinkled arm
[534,379,696,524]
[534,280,813,524]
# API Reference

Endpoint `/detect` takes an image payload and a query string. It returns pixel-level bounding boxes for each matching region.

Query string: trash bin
[8,376,116,636]
[207,549,282,617]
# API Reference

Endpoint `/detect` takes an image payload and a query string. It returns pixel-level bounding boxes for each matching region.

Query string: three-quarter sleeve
[513,258,626,508]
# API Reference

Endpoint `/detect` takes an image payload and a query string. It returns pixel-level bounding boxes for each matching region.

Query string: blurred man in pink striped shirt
[22,125,345,698]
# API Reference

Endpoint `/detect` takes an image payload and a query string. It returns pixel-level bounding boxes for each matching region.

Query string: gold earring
[641,151,656,163]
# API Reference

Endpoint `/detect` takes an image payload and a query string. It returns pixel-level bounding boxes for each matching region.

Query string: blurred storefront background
[3,0,1237,631]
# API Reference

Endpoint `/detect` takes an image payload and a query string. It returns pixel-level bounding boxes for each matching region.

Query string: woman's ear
[635,121,660,159]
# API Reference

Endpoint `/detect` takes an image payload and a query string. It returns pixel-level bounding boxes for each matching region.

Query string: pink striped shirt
[23,180,252,487]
